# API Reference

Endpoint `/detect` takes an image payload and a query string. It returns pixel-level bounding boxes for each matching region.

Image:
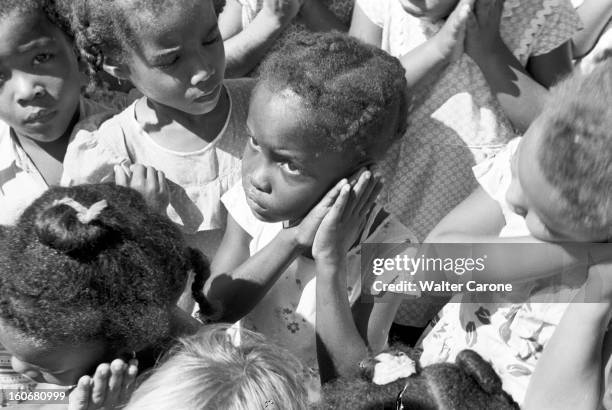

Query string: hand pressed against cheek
[241,85,358,223]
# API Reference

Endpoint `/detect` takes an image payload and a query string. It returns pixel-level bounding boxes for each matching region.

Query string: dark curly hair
[538,60,612,236]
[0,184,215,354]
[58,0,225,81]
[0,0,72,37]
[315,346,519,410]
[258,31,410,163]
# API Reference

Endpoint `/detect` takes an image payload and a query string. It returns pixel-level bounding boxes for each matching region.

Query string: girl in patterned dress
[220,0,354,77]
[418,60,612,404]
[350,0,582,331]
[205,32,417,396]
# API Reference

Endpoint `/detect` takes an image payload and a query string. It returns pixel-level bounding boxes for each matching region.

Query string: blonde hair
[124,325,308,410]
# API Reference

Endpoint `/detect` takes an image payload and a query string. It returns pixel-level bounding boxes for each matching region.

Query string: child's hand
[114,164,169,214]
[261,0,305,26]
[430,0,474,62]
[465,0,505,60]
[68,359,138,410]
[312,170,383,265]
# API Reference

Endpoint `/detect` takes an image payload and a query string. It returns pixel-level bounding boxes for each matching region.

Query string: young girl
[350,0,582,332]
[123,325,308,409]
[61,0,254,257]
[205,31,418,393]
[0,183,214,407]
[219,0,354,77]
[0,0,126,227]
[417,60,612,404]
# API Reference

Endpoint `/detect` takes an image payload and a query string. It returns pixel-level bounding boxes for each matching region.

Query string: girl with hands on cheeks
[205,32,417,395]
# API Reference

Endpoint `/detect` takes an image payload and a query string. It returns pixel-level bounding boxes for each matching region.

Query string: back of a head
[538,60,612,235]
[258,31,410,163]
[124,325,308,410]
[0,184,207,352]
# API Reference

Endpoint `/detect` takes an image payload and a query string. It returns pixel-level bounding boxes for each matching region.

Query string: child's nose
[249,169,271,194]
[14,72,45,104]
[190,65,215,87]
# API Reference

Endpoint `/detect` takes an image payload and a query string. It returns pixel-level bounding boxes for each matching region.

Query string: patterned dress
[357,0,582,326]
[419,138,587,404]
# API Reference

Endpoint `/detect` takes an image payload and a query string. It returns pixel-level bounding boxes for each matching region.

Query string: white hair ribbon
[52,197,108,224]
[372,352,416,385]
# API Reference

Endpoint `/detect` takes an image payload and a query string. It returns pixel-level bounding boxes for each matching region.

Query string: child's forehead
[0,10,58,55]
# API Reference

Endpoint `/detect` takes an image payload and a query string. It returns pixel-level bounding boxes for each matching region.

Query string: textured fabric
[63,79,254,256]
[222,181,418,391]
[419,138,587,404]
[357,0,581,326]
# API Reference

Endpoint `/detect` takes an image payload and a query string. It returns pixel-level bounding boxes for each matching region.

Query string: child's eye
[280,162,302,176]
[202,34,220,46]
[157,56,179,68]
[33,53,53,65]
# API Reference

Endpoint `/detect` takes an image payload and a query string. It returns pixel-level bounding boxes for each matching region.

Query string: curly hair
[257,31,410,162]
[125,325,308,410]
[0,0,72,37]
[0,184,215,354]
[316,346,519,410]
[57,0,225,80]
[538,59,612,235]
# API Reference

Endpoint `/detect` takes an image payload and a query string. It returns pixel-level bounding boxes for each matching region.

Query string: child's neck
[135,87,230,153]
[12,106,80,186]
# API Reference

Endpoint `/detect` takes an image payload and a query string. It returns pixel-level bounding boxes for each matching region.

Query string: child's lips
[192,84,221,103]
[24,108,57,124]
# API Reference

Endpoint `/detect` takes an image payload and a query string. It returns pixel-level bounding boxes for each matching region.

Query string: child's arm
[298,0,349,32]
[465,0,573,132]
[350,0,474,90]
[314,172,392,380]
[573,0,612,59]
[422,186,593,286]
[524,263,612,410]
[220,0,304,78]
[205,178,349,322]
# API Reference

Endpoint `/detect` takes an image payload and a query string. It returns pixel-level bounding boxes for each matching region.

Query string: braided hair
[258,31,410,163]
[0,184,215,353]
[57,0,225,81]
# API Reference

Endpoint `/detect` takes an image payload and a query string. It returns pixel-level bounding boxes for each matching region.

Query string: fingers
[345,170,372,218]
[326,183,351,224]
[90,363,111,408]
[119,359,139,403]
[113,165,129,187]
[68,376,92,410]
[104,359,126,409]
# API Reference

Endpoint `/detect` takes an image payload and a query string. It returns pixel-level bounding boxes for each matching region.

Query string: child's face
[242,85,358,223]
[118,0,225,115]
[0,321,106,386]
[397,0,458,20]
[506,116,609,242]
[0,10,81,142]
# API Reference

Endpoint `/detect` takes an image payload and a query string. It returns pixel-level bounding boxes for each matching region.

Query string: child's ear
[102,61,131,81]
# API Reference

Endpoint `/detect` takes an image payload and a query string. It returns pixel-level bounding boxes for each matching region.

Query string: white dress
[221,181,418,390]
